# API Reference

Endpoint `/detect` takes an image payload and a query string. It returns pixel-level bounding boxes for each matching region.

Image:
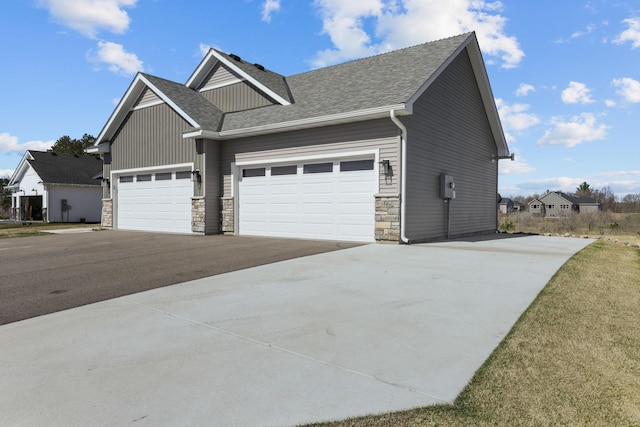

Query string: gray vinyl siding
[402,49,498,241]
[219,119,400,197]
[135,87,161,108]
[199,64,241,90]
[110,103,197,171]
[200,81,275,113]
[539,192,573,217]
[102,163,111,198]
[204,140,221,234]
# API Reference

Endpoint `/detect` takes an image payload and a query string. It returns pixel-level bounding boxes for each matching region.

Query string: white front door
[238,158,376,242]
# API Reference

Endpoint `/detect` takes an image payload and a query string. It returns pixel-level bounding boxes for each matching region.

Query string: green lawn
[309,240,640,426]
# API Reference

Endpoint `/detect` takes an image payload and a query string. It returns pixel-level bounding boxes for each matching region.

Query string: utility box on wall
[440,173,456,199]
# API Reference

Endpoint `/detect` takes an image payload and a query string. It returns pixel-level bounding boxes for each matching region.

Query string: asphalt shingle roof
[142,74,224,131]
[221,33,471,131]
[27,151,102,186]
[214,50,293,104]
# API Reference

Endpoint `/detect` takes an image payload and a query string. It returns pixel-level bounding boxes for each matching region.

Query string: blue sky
[1,0,639,197]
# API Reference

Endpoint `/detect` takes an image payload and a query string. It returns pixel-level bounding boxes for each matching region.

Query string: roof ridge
[289,32,472,78]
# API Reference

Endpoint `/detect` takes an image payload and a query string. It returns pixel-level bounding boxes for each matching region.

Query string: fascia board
[183,104,407,140]
[405,33,509,157]
[86,142,110,154]
[185,50,218,89]
[139,75,200,128]
[199,50,291,106]
[94,74,146,145]
[7,152,33,186]
[94,74,201,146]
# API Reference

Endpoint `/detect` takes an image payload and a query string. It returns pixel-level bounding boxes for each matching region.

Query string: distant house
[499,198,524,213]
[529,191,601,217]
[5,150,103,222]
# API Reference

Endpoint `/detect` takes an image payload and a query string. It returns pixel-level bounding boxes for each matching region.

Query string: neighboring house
[499,198,514,214]
[89,32,511,243]
[498,198,524,213]
[5,151,103,222]
[530,191,601,217]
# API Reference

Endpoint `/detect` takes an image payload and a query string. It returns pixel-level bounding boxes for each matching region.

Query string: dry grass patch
[309,240,640,426]
[0,222,95,238]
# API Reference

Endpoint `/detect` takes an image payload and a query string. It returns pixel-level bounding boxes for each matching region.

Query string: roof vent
[253,63,265,71]
[229,54,242,62]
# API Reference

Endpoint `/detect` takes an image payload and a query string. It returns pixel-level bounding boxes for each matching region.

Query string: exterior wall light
[379,160,392,176]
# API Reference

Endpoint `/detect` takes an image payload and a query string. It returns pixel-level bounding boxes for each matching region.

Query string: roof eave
[183,104,407,141]
[186,49,291,106]
[86,141,111,154]
[93,74,201,146]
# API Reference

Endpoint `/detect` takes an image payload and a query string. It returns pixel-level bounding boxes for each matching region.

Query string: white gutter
[389,109,409,244]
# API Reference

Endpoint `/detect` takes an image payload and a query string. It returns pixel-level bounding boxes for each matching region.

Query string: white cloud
[517,177,585,193]
[310,0,524,69]
[38,0,137,38]
[537,113,608,148]
[495,98,540,143]
[0,169,14,178]
[262,0,281,22]
[91,41,144,75]
[0,133,54,155]
[561,81,594,104]
[604,99,616,107]
[555,24,596,43]
[515,83,535,97]
[498,148,535,175]
[614,17,640,48]
[612,77,640,103]
[597,170,640,177]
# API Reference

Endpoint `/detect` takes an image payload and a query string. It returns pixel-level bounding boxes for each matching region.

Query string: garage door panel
[116,170,193,233]
[239,159,375,242]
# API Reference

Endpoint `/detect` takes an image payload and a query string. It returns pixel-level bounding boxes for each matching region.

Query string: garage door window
[303,163,333,174]
[340,159,374,172]
[271,165,297,176]
[155,172,172,180]
[175,171,191,179]
[243,168,266,178]
[137,174,152,182]
[119,175,133,183]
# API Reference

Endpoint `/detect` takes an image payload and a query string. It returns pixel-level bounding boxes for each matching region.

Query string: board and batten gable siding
[110,103,197,171]
[200,81,275,113]
[219,118,400,197]
[401,48,498,241]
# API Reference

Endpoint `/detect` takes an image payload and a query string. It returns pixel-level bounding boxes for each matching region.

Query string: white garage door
[239,159,376,242]
[116,170,193,233]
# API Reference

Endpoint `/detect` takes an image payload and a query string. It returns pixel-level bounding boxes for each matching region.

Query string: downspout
[390,109,409,244]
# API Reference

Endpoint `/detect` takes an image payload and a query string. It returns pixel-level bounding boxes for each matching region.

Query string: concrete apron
[0,236,592,427]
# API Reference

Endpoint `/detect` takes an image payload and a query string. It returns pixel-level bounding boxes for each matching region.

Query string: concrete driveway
[0,235,592,426]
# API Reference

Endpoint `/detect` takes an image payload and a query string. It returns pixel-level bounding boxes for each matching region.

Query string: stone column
[101,199,113,228]
[191,197,205,233]
[221,197,234,234]
[375,194,400,243]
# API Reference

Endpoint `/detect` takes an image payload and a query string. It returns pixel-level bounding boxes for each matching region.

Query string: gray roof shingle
[214,50,293,104]
[221,33,470,131]
[142,74,224,131]
[27,151,102,186]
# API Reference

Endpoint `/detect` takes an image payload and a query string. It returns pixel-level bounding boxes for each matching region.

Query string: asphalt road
[0,230,358,325]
